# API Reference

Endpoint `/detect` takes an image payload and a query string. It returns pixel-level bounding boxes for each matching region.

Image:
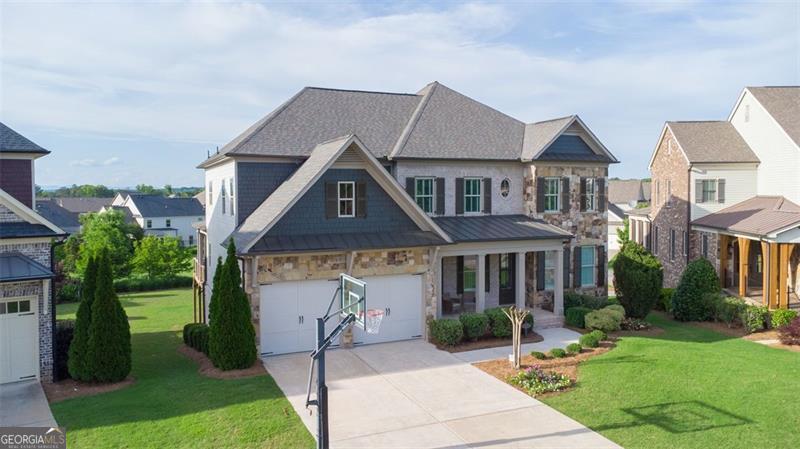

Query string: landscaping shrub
[530,351,548,360]
[706,293,745,328]
[509,365,573,396]
[54,320,75,381]
[612,241,663,318]
[550,348,567,358]
[484,307,511,338]
[566,343,582,355]
[192,325,210,354]
[589,329,608,341]
[564,292,612,314]
[770,309,798,329]
[604,304,626,317]
[459,312,489,341]
[114,275,192,293]
[579,333,600,348]
[659,288,675,313]
[565,306,592,328]
[621,317,651,331]
[430,319,463,346]
[68,256,97,381]
[57,282,80,303]
[672,259,719,321]
[585,309,622,332]
[741,305,769,334]
[778,316,800,345]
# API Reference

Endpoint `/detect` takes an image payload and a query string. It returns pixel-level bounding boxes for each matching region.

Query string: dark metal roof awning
[691,196,800,237]
[433,215,572,243]
[0,222,61,239]
[247,230,449,255]
[0,252,55,282]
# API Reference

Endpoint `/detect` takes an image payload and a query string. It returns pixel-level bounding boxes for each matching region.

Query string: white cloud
[69,156,120,167]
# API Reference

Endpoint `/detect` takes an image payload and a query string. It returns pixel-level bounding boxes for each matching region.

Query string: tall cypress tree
[207,256,223,324]
[68,255,97,381]
[86,251,132,382]
[208,241,257,370]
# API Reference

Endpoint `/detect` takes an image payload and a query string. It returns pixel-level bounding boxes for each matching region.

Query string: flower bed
[509,365,572,396]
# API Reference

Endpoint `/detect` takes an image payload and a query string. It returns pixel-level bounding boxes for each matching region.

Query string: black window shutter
[455,178,464,215]
[436,177,445,215]
[573,248,582,288]
[579,178,587,212]
[561,177,570,213]
[536,177,545,213]
[717,179,725,203]
[563,246,571,288]
[406,177,415,197]
[597,246,605,287]
[485,255,490,293]
[325,182,337,219]
[536,252,545,291]
[456,256,464,294]
[695,180,703,203]
[356,182,367,218]
[482,178,492,214]
[597,178,606,211]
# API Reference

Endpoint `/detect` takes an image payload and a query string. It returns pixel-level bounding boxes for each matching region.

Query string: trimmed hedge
[672,259,719,321]
[579,333,600,348]
[114,275,192,293]
[706,293,745,328]
[771,309,798,329]
[589,330,607,341]
[585,308,622,332]
[604,304,626,317]
[550,348,567,358]
[564,292,612,312]
[459,312,489,341]
[566,343,582,355]
[430,319,463,346]
[531,351,547,359]
[484,307,532,338]
[54,320,75,381]
[565,306,592,328]
[612,241,663,318]
[184,323,210,354]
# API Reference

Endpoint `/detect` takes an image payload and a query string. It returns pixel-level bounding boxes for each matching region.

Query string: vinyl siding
[236,162,299,225]
[0,159,33,207]
[690,164,758,220]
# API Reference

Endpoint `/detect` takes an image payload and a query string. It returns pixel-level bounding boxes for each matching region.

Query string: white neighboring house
[119,194,204,245]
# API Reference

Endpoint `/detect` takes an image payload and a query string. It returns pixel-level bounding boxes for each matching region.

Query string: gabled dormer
[0,122,50,209]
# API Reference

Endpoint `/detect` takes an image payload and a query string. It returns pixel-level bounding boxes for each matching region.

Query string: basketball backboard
[340,273,366,328]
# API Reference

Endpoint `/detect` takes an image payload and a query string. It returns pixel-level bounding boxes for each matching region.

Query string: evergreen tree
[68,256,98,381]
[208,241,257,370]
[86,251,132,382]
[207,257,223,323]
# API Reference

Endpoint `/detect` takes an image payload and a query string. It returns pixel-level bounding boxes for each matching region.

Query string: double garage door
[260,274,423,356]
[0,297,38,384]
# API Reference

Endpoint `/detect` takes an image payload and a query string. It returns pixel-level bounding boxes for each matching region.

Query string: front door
[499,253,516,305]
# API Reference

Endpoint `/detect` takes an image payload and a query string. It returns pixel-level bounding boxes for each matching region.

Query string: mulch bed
[178,345,267,379]
[43,377,135,404]
[435,332,543,353]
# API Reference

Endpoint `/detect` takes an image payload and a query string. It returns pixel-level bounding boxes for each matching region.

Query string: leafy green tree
[132,236,191,279]
[135,184,160,195]
[612,242,663,318]
[67,256,98,381]
[617,218,630,246]
[86,251,132,382]
[672,258,720,321]
[208,241,256,370]
[77,210,135,277]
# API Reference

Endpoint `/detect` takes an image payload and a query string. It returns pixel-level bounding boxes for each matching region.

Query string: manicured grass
[542,314,800,449]
[54,289,313,449]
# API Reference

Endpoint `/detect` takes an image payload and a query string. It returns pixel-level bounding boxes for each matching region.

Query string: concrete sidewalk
[0,380,57,428]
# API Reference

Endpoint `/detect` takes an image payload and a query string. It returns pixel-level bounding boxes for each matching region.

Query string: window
[544,177,560,212]
[338,181,355,217]
[500,179,510,198]
[656,180,660,206]
[0,299,31,315]
[585,178,596,211]
[414,177,434,213]
[666,180,672,207]
[166,219,171,228]
[683,231,688,255]
[702,234,709,259]
[463,256,476,292]
[464,178,482,213]
[189,235,194,245]
[544,252,556,290]
[670,229,676,260]
[653,226,659,255]
[229,179,235,216]
[701,180,717,203]
[146,219,152,229]
[208,181,213,205]
[500,254,512,288]
[580,246,596,287]
[221,182,227,215]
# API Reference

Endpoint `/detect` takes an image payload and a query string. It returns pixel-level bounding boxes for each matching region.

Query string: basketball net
[362,309,384,334]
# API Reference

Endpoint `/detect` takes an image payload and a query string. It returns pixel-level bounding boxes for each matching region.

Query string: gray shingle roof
[0,122,49,154]
[36,200,80,232]
[521,116,573,161]
[249,230,447,255]
[433,215,572,243]
[53,197,112,214]
[609,179,651,204]
[0,222,61,238]
[608,203,626,222]
[668,121,759,163]
[127,195,204,217]
[691,196,800,236]
[748,86,800,147]
[0,252,55,282]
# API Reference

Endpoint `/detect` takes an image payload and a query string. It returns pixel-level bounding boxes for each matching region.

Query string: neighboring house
[629,86,800,310]
[607,203,626,258]
[119,194,204,245]
[0,122,66,384]
[609,179,651,210]
[51,197,111,215]
[194,190,205,207]
[35,199,81,235]
[195,82,618,356]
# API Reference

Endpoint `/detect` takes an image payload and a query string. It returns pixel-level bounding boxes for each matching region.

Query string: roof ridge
[387,82,439,159]
[529,115,575,125]
[305,86,420,97]
[668,120,727,124]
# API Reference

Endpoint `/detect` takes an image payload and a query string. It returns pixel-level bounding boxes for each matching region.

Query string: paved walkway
[265,337,619,448]
[0,380,57,428]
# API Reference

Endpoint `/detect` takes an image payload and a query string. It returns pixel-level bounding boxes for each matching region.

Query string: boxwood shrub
[564,293,613,313]
[741,305,769,334]
[579,333,600,348]
[604,304,626,317]
[566,343,582,355]
[589,329,608,341]
[585,308,622,332]
[183,323,210,354]
[672,259,719,321]
[550,348,567,358]
[565,306,592,328]
[530,351,548,359]
[430,319,463,346]
[484,307,533,338]
[771,309,798,329]
[612,241,663,318]
[459,312,489,341]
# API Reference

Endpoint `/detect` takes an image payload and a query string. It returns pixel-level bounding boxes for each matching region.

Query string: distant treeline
[36,184,202,198]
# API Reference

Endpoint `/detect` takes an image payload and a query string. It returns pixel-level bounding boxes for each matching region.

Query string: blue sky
[2,1,798,188]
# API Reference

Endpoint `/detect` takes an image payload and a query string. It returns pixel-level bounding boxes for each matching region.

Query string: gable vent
[332,145,365,168]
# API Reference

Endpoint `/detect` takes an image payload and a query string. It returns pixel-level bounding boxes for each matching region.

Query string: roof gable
[0,122,49,155]
[0,188,65,236]
[523,115,617,163]
[745,87,800,147]
[125,195,204,217]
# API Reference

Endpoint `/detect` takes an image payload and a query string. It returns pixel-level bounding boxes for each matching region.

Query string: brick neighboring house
[194,82,618,356]
[0,122,66,384]
[629,86,800,309]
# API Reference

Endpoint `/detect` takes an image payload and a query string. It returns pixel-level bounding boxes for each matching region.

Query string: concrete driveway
[264,340,619,448]
[0,380,57,428]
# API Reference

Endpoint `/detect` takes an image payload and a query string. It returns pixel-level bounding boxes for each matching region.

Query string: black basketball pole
[316,317,329,449]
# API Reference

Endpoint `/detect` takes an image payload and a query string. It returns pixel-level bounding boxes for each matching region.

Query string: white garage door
[260,274,423,356]
[0,297,39,384]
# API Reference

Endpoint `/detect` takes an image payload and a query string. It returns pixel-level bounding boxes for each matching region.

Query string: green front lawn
[54,289,313,449]
[542,314,800,449]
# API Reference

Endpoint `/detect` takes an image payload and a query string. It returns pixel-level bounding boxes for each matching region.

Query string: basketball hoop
[362,309,384,334]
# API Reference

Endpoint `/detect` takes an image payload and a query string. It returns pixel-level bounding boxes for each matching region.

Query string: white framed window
[338,181,355,217]
[581,246,596,287]
[146,219,152,229]
[544,252,556,290]
[208,181,213,206]
[701,180,717,203]
[221,182,227,215]
[229,178,235,216]
[166,219,171,228]
[464,178,482,213]
[585,178,596,211]
[415,177,435,214]
[544,177,560,212]
[463,256,476,292]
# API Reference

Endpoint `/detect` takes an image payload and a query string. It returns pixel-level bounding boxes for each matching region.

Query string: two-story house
[114,193,204,246]
[629,86,800,310]
[0,122,66,385]
[194,82,617,356]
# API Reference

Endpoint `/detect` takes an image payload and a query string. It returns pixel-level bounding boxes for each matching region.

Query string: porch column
[769,242,779,309]
[476,253,486,312]
[719,235,729,288]
[554,247,564,315]
[515,251,526,309]
[761,241,769,306]
[779,244,791,309]
[737,237,750,297]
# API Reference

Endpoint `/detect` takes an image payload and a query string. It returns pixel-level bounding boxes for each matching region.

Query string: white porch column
[554,247,564,315]
[476,254,486,312]
[515,252,526,309]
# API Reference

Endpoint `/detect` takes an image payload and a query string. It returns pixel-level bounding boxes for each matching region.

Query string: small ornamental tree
[68,256,98,381]
[672,258,720,321]
[86,251,132,382]
[208,241,257,370]
[612,242,663,318]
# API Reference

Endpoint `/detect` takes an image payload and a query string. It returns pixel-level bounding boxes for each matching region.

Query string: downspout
[687,165,692,265]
